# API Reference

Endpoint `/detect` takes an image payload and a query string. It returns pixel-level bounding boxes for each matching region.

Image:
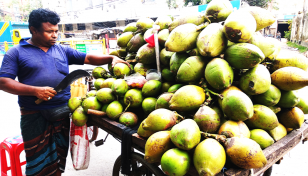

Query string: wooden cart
[87,109,308,176]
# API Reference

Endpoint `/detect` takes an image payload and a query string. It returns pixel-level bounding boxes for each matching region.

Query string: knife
[35,69,90,104]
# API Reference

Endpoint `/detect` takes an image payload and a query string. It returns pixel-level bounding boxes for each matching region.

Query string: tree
[243,0,278,9]
[183,0,211,6]
[166,0,179,9]
[8,0,43,22]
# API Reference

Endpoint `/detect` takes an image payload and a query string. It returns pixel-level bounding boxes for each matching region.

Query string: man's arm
[0,77,57,101]
[84,54,130,68]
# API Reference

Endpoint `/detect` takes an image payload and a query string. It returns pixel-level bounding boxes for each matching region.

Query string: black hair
[28,8,60,34]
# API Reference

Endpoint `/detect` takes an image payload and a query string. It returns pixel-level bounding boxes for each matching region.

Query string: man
[277,31,281,41]
[0,9,129,176]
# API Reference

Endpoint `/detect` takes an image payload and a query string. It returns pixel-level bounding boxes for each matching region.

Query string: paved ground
[0,39,308,176]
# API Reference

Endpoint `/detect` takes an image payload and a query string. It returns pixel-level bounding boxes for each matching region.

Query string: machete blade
[35,69,90,104]
[55,69,90,92]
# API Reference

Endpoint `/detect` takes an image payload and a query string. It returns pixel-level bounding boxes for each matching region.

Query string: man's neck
[28,38,50,52]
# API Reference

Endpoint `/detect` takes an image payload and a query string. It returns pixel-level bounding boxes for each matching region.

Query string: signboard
[8,44,14,50]
[76,43,103,54]
[284,15,295,20]
[198,0,241,13]
[76,44,86,53]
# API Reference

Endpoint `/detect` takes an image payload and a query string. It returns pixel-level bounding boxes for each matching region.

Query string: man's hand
[35,87,57,101]
[111,56,131,68]
[84,54,130,68]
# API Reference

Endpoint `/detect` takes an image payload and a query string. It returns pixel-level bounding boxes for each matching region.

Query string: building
[41,0,191,37]
[271,0,305,38]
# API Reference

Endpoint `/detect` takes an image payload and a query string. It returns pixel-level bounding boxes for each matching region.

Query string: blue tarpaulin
[198,0,241,13]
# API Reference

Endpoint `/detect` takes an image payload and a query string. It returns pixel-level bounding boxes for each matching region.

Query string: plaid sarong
[20,112,70,176]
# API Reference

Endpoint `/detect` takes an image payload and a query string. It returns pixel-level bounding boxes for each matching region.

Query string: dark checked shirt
[0,38,86,110]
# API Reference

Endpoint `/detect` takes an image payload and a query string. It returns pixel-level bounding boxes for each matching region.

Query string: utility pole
[300,0,307,44]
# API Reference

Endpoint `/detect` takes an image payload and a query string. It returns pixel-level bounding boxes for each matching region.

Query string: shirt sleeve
[0,48,18,79]
[64,45,86,65]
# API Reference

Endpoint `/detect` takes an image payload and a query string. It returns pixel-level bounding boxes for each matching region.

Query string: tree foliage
[184,0,202,6]
[5,0,42,22]
[243,0,278,9]
[166,0,179,9]
[183,0,212,6]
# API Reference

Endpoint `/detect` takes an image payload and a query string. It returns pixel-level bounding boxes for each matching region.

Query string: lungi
[20,111,70,176]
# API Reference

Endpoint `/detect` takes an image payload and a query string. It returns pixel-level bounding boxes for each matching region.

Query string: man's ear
[29,26,38,35]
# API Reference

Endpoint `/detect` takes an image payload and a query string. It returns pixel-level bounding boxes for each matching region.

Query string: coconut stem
[201,132,227,143]
[196,22,209,31]
[205,16,212,23]
[124,101,131,113]
[173,111,185,121]
[205,88,223,100]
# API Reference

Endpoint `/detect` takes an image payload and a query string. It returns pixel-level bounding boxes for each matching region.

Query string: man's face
[32,22,58,46]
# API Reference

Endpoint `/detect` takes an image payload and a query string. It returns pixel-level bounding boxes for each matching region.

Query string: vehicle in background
[0,21,31,54]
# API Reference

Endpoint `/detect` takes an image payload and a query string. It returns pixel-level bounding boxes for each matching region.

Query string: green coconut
[111,79,129,97]
[169,85,206,112]
[106,101,123,120]
[161,148,191,176]
[134,63,152,77]
[155,92,173,109]
[142,109,177,131]
[170,119,201,150]
[250,129,275,149]
[239,64,271,95]
[170,52,189,75]
[176,56,207,83]
[142,80,162,97]
[253,84,281,106]
[113,63,131,78]
[136,44,157,64]
[82,96,102,113]
[223,10,257,43]
[124,89,143,108]
[168,84,183,93]
[119,112,138,127]
[136,17,154,31]
[96,88,116,104]
[127,33,146,53]
[68,97,83,112]
[245,105,279,130]
[205,0,233,22]
[165,23,207,52]
[205,58,233,90]
[197,22,228,57]
[221,89,254,121]
[194,138,226,176]
[94,78,105,90]
[155,16,173,30]
[168,12,206,31]
[123,22,138,32]
[194,105,221,133]
[224,43,265,69]
[142,97,157,115]
[158,29,170,46]
[276,90,300,108]
[72,106,88,126]
[117,32,134,47]
[160,48,174,66]
[101,78,116,88]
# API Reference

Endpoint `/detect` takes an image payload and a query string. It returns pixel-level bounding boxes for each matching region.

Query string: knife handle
[35,99,44,104]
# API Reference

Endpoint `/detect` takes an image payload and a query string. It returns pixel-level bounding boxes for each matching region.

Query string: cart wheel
[87,126,99,142]
[112,152,166,176]
[262,166,273,176]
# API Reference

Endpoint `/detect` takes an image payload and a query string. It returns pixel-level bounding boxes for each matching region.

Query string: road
[0,39,308,176]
